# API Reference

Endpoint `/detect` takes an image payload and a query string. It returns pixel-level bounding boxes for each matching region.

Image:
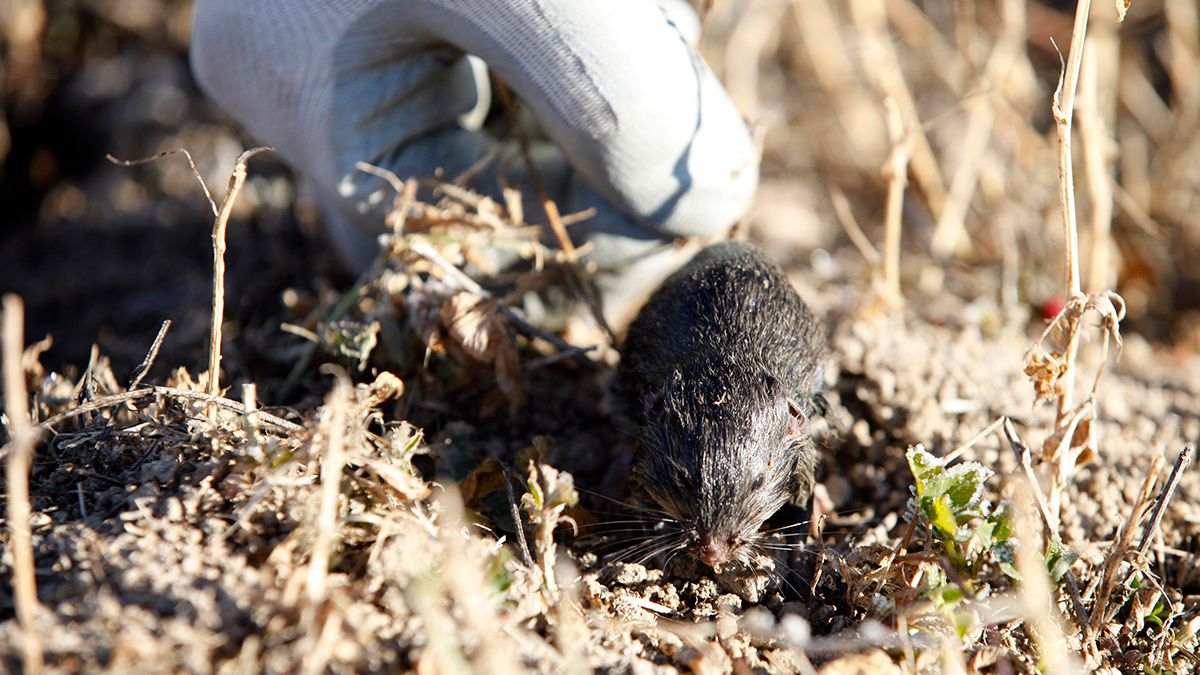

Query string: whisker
[635,536,687,567]
[610,535,672,564]
[759,520,813,535]
[573,519,669,532]
[663,545,688,570]
[746,544,802,598]
[576,487,676,520]
[584,534,666,554]
[575,526,672,536]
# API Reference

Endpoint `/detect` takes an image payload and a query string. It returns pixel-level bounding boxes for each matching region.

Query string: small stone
[165,497,184,521]
[601,562,649,586]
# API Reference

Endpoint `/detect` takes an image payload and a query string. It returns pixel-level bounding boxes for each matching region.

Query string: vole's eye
[750,475,765,490]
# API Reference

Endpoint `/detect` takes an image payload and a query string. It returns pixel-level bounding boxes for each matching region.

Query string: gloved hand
[190,0,759,320]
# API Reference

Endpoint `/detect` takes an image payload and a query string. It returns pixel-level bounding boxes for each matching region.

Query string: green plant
[905,444,1016,580]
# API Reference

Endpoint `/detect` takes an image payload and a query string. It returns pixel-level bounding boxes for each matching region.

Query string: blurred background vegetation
[2,0,1199,370]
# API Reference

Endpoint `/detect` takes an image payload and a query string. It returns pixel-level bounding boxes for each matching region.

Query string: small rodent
[618,240,826,568]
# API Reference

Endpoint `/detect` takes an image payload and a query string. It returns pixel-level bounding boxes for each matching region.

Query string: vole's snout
[696,532,735,567]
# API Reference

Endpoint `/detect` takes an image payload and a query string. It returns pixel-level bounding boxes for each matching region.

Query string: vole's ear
[790,437,817,507]
[786,398,809,439]
[764,373,783,398]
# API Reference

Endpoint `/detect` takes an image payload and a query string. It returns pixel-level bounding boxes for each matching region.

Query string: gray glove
[190,0,758,301]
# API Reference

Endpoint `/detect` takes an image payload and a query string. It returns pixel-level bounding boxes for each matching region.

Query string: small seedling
[519,438,579,595]
[905,444,1016,580]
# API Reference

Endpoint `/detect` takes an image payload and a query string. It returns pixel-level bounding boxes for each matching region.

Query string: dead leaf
[1115,0,1130,23]
[461,457,508,506]
[364,371,405,407]
[365,458,430,501]
[439,292,524,409]
[1129,587,1162,633]
[1023,346,1066,400]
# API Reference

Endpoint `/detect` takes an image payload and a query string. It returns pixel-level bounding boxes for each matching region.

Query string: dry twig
[1078,5,1118,293]
[1002,418,1094,645]
[504,467,535,569]
[2,295,44,675]
[106,149,217,217]
[128,319,171,390]
[1090,453,1164,632]
[1010,485,1078,674]
[408,239,595,362]
[850,0,948,216]
[307,372,351,603]
[206,147,272,401]
[829,187,880,268]
[108,146,272,403]
[1101,445,1195,626]
[33,385,303,436]
[1043,0,1092,459]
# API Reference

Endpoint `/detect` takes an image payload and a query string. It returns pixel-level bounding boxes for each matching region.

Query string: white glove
[190,0,758,274]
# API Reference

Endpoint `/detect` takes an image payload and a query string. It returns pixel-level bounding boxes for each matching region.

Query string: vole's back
[619,240,824,413]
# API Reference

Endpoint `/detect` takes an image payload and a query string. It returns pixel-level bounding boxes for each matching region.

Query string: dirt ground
[2,1,1199,673]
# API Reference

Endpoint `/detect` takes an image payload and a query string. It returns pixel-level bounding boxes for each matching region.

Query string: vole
[617,240,826,569]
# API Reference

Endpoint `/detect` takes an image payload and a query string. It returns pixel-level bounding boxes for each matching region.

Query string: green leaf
[940,585,965,605]
[325,319,381,371]
[928,494,959,538]
[952,610,975,639]
[526,478,543,509]
[942,462,992,514]
[1045,538,1079,582]
[993,540,1021,579]
[987,502,1014,541]
[976,519,997,549]
[906,445,944,493]
[488,546,514,595]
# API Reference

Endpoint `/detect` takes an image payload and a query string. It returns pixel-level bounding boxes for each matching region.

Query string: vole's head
[634,369,811,569]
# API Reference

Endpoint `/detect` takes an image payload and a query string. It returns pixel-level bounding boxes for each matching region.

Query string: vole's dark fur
[618,240,826,567]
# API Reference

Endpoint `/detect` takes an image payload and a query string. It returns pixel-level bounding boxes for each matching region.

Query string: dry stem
[128,319,171,390]
[929,0,1026,260]
[1011,486,1077,674]
[504,468,535,569]
[829,187,880,268]
[208,147,272,401]
[307,373,351,603]
[106,149,218,217]
[850,0,948,217]
[793,0,886,166]
[1090,452,1164,632]
[408,239,595,361]
[30,385,303,437]
[2,295,44,675]
[1078,4,1118,293]
[882,98,912,306]
[107,147,271,403]
[1101,445,1196,626]
[1049,0,1091,410]
[1003,418,1094,645]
